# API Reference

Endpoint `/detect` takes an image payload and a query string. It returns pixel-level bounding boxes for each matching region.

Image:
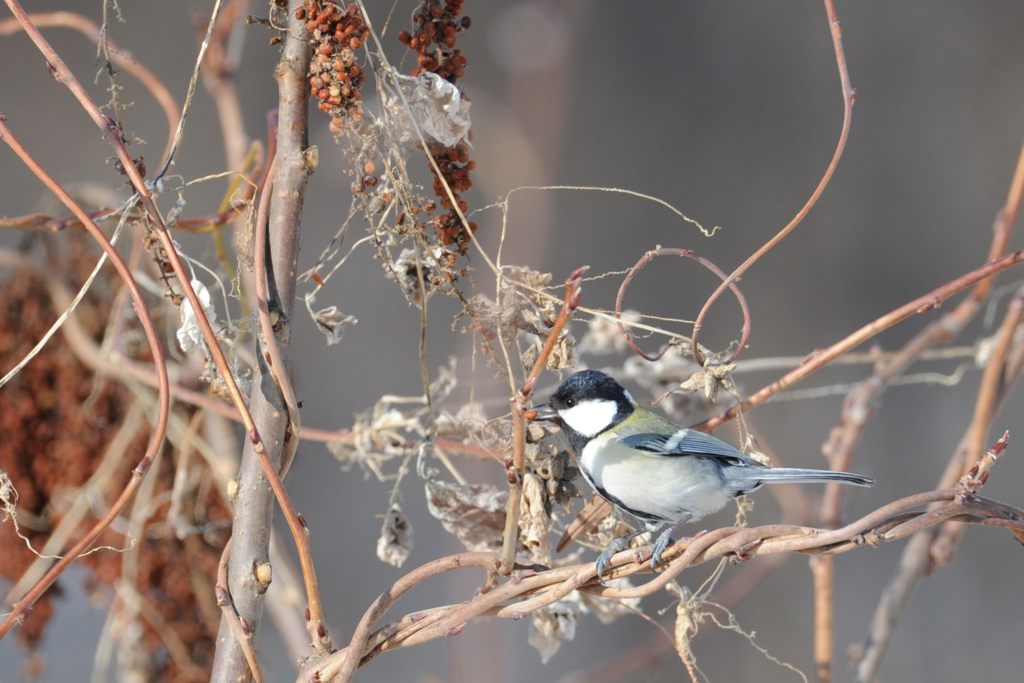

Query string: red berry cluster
[298,2,369,134]
[398,0,471,81]
[399,0,476,253]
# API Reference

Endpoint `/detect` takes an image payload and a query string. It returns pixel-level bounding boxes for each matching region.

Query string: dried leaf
[518,472,551,564]
[425,480,506,552]
[578,310,641,355]
[310,304,358,346]
[176,279,218,353]
[622,353,711,419]
[0,468,17,523]
[528,597,580,664]
[395,72,472,147]
[376,503,413,568]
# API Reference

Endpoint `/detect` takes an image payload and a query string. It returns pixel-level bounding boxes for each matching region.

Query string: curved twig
[690,0,855,367]
[252,152,302,479]
[615,247,750,364]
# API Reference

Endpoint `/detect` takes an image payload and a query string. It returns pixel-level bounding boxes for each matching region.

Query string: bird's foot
[650,527,676,572]
[595,537,630,584]
[595,528,649,583]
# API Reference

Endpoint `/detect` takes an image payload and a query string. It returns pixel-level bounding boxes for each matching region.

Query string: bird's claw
[595,537,628,584]
[650,528,675,573]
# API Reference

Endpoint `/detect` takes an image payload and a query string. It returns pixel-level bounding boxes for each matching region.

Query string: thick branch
[211,3,318,680]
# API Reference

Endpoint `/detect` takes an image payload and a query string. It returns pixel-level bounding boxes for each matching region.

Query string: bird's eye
[565,398,577,408]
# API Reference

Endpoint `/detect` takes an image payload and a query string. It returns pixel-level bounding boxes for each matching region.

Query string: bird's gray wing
[620,430,761,467]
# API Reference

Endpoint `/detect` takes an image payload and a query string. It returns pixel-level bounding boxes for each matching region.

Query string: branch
[696,248,1024,432]
[300,457,1021,682]
[211,2,323,678]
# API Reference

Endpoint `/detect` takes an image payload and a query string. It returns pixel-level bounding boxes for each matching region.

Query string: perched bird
[530,369,873,580]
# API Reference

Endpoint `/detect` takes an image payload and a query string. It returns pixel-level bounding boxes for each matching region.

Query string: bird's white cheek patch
[558,399,618,437]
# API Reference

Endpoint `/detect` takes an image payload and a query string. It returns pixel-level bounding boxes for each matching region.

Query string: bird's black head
[533,370,635,444]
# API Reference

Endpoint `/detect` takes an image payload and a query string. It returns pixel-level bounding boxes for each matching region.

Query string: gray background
[2,1,1023,681]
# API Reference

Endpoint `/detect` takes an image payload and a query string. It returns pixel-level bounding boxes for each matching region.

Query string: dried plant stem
[696,248,1024,432]
[690,0,854,365]
[498,266,587,574]
[0,119,170,639]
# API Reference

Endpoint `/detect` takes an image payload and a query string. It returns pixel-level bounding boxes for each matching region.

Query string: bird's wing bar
[621,430,760,466]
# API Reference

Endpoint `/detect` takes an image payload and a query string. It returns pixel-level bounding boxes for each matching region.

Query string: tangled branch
[299,433,1020,682]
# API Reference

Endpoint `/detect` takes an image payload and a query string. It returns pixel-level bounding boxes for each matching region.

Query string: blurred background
[2,1,1024,681]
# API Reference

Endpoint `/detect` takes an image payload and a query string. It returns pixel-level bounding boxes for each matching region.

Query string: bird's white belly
[581,437,733,524]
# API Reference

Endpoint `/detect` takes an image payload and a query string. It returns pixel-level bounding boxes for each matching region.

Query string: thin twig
[498,266,588,574]
[696,249,1024,432]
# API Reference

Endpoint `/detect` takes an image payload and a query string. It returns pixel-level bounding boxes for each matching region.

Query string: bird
[529,369,873,581]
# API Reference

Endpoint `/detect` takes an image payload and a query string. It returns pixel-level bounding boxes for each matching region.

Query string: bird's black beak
[527,404,558,421]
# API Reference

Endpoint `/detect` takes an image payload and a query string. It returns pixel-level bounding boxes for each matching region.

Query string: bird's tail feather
[732,467,874,488]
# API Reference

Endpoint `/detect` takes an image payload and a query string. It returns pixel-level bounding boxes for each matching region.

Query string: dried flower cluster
[0,245,128,647]
[399,0,477,252]
[299,1,370,134]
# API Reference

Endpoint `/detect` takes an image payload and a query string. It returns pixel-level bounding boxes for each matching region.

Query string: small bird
[530,369,873,580]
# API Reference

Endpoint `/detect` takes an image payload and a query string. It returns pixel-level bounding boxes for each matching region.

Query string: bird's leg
[595,528,647,583]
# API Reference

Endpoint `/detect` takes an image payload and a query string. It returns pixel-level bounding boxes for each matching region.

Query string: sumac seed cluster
[298,1,369,133]
[397,0,471,82]
[400,0,476,253]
